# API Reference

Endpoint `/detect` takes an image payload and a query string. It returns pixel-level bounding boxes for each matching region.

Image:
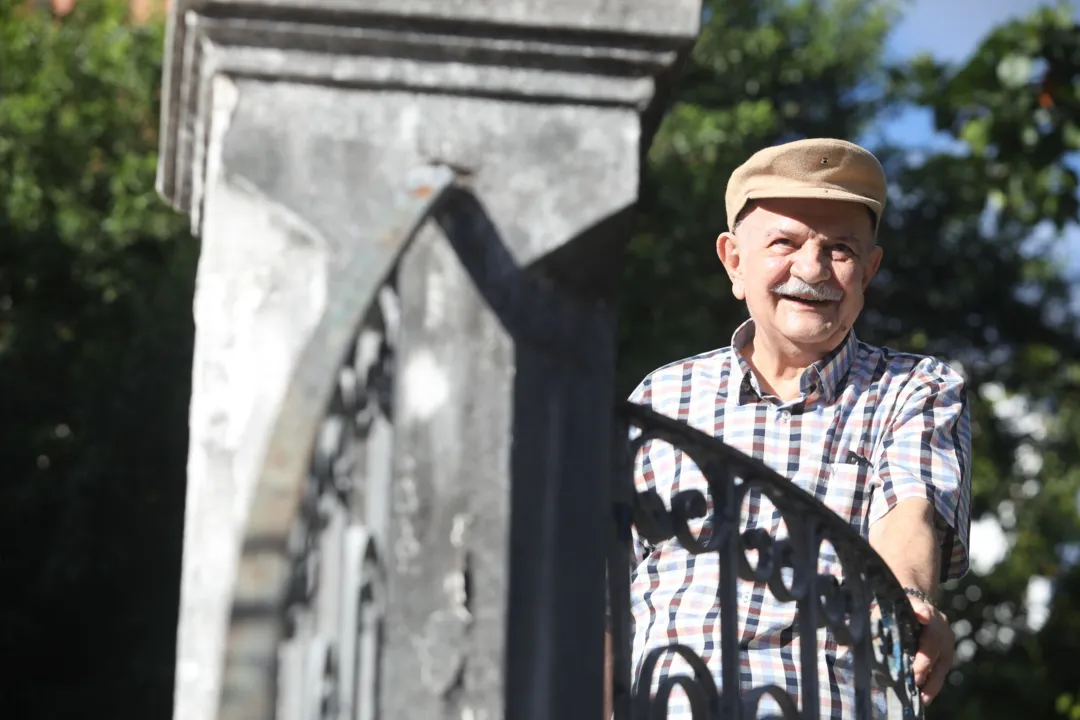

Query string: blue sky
[876,0,1080,147]
[871,0,1080,275]
[890,0,1078,61]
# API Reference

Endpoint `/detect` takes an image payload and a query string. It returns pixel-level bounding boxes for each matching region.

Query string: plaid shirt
[627,320,971,719]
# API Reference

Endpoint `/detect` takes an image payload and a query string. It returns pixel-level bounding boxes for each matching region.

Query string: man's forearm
[869,496,956,704]
[868,497,941,598]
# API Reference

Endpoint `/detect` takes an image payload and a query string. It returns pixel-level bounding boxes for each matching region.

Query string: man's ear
[861,245,883,290]
[716,231,745,300]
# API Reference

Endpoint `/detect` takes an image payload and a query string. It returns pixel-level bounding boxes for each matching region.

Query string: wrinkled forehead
[738,198,876,242]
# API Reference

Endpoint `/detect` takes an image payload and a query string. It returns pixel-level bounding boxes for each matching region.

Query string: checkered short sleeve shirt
[626,320,972,719]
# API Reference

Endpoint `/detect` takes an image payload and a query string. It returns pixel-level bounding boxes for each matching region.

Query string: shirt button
[780,410,791,423]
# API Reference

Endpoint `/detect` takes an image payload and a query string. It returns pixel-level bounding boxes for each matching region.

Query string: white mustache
[770,278,843,302]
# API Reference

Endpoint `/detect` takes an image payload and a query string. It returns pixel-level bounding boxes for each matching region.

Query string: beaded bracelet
[902,587,935,606]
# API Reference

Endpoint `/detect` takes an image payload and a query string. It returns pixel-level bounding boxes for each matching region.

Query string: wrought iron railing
[609,402,925,720]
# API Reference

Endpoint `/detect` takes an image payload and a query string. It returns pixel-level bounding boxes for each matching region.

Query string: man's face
[716,197,883,356]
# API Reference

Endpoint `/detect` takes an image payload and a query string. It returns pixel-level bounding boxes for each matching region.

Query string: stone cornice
[155,0,701,221]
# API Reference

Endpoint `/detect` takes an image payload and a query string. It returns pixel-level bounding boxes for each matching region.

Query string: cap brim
[746,187,883,215]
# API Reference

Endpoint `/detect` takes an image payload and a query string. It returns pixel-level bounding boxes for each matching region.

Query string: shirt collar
[729,319,857,405]
[730,320,764,404]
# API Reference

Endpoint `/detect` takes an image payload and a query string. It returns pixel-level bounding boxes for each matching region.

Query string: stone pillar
[156,2,700,719]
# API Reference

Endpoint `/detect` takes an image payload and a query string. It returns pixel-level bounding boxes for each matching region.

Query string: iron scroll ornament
[609,401,926,720]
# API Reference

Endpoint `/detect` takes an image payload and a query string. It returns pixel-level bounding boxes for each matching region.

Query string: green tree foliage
[885,6,1080,718]
[0,0,196,715]
[620,1,1080,718]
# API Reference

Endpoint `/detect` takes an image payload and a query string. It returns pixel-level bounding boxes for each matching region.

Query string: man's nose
[789,244,832,285]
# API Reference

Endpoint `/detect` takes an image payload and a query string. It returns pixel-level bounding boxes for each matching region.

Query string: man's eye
[831,244,855,257]
[770,238,794,247]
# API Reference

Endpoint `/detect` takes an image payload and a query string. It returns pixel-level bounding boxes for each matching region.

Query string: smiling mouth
[778,294,836,307]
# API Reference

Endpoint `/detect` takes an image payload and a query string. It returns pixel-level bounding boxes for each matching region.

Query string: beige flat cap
[725,138,887,233]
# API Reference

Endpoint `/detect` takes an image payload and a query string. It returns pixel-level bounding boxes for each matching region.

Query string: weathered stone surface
[176,75,332,720]
[158,2,700,719]
[157,0,700,229]
[187,0,701,35]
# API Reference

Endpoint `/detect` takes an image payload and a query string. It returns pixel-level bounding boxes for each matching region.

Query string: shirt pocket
[822,462,873,535]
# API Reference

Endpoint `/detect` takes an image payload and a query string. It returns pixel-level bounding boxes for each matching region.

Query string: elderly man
[608,138,971,718]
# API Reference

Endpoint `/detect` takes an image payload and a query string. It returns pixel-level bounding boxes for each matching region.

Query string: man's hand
[909,597,954,706]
